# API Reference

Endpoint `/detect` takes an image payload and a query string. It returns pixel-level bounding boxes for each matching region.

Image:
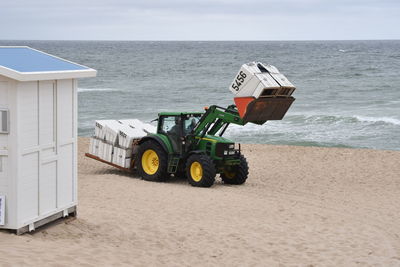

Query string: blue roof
[0,46,96,81]
[0,47,88,72]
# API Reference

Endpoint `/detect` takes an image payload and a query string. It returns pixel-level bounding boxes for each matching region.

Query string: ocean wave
[286,114,400,126]
[78,88,120,93]
[221,113,400,137]
[354,116,400,125]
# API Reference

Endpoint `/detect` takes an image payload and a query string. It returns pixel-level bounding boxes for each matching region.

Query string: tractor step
[168,156,180,173]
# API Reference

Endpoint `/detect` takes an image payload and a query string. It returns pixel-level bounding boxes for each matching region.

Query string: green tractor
[136,98,294,187]
[86,62,296,187]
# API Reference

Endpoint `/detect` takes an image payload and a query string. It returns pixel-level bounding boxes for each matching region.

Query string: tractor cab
[157,112,203,154]
[148,109,247,187]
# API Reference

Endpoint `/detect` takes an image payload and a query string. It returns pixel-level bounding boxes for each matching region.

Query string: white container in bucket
[229,62,295,99]
[229,62,296,120]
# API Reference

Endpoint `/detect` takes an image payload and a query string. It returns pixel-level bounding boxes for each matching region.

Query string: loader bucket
[234,96,295,125]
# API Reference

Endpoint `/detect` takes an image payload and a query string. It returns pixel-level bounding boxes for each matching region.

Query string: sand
[1,137,400,266]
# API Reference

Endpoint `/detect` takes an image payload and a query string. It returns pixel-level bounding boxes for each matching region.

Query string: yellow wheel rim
[190,161,203,182]
[142,149,159,175]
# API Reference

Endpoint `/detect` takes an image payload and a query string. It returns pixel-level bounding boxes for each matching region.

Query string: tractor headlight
[216,143,237,157]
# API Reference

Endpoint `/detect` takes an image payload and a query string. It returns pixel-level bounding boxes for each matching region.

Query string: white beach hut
[0,46,96,234]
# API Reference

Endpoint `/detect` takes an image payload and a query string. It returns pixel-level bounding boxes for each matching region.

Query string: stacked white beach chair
[89,119,156,168]
[229,62,296,119]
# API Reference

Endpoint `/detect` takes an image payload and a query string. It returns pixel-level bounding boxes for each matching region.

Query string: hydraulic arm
[192,105,246,138]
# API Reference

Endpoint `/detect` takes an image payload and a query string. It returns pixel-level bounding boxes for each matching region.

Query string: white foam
[78,88,119,93]
[286,113,400,126]
[355,116,400,125]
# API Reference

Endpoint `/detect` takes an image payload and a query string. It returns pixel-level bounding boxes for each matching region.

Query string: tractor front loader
[86,62,296,187]
[136,98,293,187]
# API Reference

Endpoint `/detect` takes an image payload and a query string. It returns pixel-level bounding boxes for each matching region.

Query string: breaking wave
[286,114,400,126]
[78,88,120,93]
[223,112,400,150]
[354,116,400,126]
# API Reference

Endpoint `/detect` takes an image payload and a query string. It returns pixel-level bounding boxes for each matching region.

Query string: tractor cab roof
[158,111,204,116]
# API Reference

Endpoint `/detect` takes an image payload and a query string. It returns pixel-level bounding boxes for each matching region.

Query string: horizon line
[0,39,399,42]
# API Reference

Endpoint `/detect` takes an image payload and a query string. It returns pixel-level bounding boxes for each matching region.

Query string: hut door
[38,80,57,215]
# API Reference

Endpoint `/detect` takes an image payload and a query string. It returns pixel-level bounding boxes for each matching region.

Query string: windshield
[184,115,201,134]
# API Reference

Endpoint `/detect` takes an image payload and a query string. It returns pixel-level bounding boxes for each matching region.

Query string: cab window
[160,116,177,134]
[184,115,200,134]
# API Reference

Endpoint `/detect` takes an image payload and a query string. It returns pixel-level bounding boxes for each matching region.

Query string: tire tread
[186,154,216,187]
[137,141,168,182]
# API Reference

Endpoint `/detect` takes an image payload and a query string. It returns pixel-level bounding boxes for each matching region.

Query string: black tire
[136,140,168,182]
[186,154,216,187]
[174,168,187,179]
[221,155,249,185]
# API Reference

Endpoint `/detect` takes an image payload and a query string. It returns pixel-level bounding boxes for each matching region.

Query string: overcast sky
[1,0,399,40]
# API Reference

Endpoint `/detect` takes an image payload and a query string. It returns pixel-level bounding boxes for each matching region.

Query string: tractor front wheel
[137,140,168,182]
[221,155,249,185]
[186,154,216,187]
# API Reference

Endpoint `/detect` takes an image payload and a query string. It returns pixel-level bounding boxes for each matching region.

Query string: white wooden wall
[56,79,76,209]
[0,76,18,228]
[0,78,10,226]
[16,79,77,227]
[0,80,9,187]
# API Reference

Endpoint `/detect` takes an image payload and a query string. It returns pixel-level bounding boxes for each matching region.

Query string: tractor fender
[138,135,172,154]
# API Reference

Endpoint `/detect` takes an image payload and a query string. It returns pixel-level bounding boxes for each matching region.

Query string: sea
[1,40,399,150]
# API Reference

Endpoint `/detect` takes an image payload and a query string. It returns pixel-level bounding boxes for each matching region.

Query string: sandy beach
[0,137,399,266]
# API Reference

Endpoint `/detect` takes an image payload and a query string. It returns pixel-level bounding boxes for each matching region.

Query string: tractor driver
[167,116,181,152]
[185,118,197,135]
[168,116,181,136]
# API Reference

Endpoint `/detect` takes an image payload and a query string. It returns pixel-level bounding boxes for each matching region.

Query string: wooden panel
[41,147,56,161]
[39,81,55,146]
[57,80,73,142]
[18,152,39,222]
[57,144,73,207]
[0,156,7,187]
[18,82,39,149]
[0,82,9,149]
[0,82,8,107]
[40,161,57,215]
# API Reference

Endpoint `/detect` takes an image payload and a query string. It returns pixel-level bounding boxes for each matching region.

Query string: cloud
[0,0,399,40]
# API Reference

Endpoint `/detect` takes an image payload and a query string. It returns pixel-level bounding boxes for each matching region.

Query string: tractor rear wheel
[186,154,216,187]
[221,155,249,185]
[137,140,168,182]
